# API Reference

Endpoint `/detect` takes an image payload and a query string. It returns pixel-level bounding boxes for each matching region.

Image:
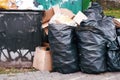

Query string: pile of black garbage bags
[48,2,120,74]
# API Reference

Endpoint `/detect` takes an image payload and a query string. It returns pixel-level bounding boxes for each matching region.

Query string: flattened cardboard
[73,11,88,25]
[42,8,54,23]
[61,8,75,19]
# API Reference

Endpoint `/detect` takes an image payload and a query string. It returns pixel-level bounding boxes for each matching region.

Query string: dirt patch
[97,0,120,9]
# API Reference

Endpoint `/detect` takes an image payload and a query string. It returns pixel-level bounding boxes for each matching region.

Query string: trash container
[82,0,91,11]
[0,10,44,68]
[36,0,82,14]
[60,0,82,14]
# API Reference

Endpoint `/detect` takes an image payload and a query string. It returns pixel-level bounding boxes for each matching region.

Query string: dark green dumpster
[82,0,91,11]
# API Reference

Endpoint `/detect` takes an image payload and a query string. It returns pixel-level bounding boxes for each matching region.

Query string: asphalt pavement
[0,71,120,80]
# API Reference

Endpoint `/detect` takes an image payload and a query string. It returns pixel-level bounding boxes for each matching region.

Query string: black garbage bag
[106,36,119,71]
[100,16,117,43]
[48,24,79,74]
[84,2,116,43]
[76,24,107,74]
[75,2,108,74]
[116,29,120,36]
[84,2,104,19]
[107,38,120,71]
[107,40,119,51]
[84,3,116,42]
[102,17,119,72]
[107,48,120,71]
[77,2,117,73]
[117,36,120,46]
[100,16,118,72]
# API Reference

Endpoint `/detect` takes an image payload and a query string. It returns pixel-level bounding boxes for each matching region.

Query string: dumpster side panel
[0,10,43,68]
[82,0,90,11]
[37,0,82,14]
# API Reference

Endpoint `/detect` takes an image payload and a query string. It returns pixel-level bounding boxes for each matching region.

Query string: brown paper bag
[33,47,52,71]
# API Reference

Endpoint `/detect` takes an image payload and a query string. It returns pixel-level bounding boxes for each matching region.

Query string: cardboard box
[42,22,48,29]
[33,47,52,71]
[42,8,54,24]
[49,6,76,26]
[73,11,88,25]
[49,13,76,26]
[52,5,60,14]
[42,22,48,35]
[60,8,75,19]
[44,27,48,35]
[42,42,50,48]
[42,6,76,28]
[53,5,75,19]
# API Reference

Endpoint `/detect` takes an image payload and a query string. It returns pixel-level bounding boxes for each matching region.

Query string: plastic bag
[83,2,104,19]
[76,2,108,74]
[117,36,120,46]
[107,49,120,71]
[84,3,116,43]
[48,24,79,74]
[116,29,120,36]
[107,37,120,72]
[17,0,39,10]
[100,16,117,42]
[76,24,107,74]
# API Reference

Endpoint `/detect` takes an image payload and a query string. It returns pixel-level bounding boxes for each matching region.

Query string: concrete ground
[0,71,120,80]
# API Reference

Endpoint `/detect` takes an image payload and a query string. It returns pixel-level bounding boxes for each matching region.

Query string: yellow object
[0,0,9,9]
[0,0,17,9]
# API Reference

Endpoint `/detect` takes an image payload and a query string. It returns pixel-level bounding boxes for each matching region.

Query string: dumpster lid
[0,10,44,14]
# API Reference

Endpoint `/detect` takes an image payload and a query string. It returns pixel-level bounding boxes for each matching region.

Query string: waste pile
[76,2,117,73]
[1,0,120,74]
[32,2,120,74]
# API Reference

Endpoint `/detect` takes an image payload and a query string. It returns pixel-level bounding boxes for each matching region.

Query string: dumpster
[60,0,82,14]
[36,0,82,14]
[82,0,91,11]
[0,10,44,68]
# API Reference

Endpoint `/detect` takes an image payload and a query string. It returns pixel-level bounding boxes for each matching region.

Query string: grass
[0,67,37,74]
[104,9,120,18]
